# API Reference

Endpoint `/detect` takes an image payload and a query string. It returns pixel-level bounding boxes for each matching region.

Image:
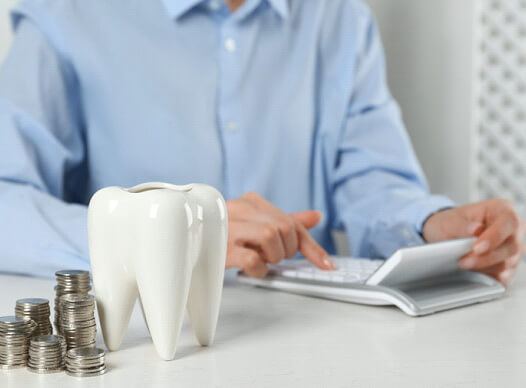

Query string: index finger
[474,212,519,255]
[294,220,335,270]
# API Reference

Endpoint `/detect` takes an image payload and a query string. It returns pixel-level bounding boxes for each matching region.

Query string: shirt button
[209,0,220,11]
[226,120,239,132]
[224,38,236,52]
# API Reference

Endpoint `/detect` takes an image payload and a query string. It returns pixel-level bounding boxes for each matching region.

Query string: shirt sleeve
[0,16,89,278]
[331,9,455,259]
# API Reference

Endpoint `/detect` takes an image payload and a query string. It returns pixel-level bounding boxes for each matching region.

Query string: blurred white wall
[0,1,14,63]
[365,0,475,204]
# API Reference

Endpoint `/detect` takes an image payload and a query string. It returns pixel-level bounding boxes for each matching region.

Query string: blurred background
[0,0,524,215]
[0,1,14,66]
[366,0,526,219]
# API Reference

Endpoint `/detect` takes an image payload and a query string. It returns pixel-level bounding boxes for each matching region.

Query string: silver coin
[28,351,62,356]
[66,342,96,347]
[0,341,29,347]
[28,361,64,368]
[66,367,106,376]
[15,304,50,309]
[28,351,62,357]
[0,339,29,344]
[67,347,105,359]
[29,348,62,355]
[61,316,95,322]
[66,368,107,377]
[67,342,96,348]
[32,330,53,336]
[16,298,49,306]
[60,301,95,307]
[28,358,64,363]
[16,311,50,315]
[60,310,94,315]
[62,328,97,334]
[56,286,91,291]
[29,348,62,354]
[27,366,64,374]
[66,360,102,365]
[15,311,50,316]
[55,269,90,276]
[28,350,62,356]
[0,326,35,332]
[31,335,64,345]
[61,307,95,313]
[0,342,31,347]
[63,336,96,341]
[63,332,97,338]
[0,350,28,356]
[65,356,104,363]
[29,343,62,348]
[0,349,27,353]
[0,355,28,360]
[29,343,63,350]
[64,340,96,345]
[60,294,94,303]
[0,360,28,364]
[0,363,27,370]
[61,320,96,327]
[0,316,29,325]
[66,360,104,368]
[29,355,62,361]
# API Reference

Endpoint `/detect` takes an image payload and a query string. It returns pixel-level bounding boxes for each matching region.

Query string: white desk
[0,268,525,388]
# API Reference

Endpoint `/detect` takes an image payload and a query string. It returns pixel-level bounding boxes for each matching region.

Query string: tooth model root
[88,183,228,360]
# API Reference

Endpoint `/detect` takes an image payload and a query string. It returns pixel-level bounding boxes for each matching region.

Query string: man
[0,0,523,282]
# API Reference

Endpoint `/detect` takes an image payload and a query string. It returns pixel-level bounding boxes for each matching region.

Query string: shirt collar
[161,0,203,20]
[161,0,289,20]
[267,0,289,19]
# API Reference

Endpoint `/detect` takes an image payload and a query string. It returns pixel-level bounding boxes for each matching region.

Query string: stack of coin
[27,334,66,374]
[65,347,106,377]
[0,316,36,369]
[59,294,96,349]
[15,298,53,336]
[54,270,91,335]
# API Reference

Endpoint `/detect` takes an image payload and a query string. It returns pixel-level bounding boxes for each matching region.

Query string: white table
[1,268,525,388]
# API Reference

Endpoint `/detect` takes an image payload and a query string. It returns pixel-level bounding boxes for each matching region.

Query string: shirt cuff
[410,194,456,234]
[367,195,456,259]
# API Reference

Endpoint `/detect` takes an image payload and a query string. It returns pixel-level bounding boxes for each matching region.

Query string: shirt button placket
[208,0,221,11]
[224,37,236,53]
[218,21,243,197]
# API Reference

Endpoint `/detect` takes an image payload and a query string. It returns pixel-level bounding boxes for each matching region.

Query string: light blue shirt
[0,0,454,277]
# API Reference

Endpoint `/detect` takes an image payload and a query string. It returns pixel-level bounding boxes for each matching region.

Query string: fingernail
[315,211,324,222]
[467,222,483,235]
[499,269,514,285]
[323,256,336,270]
[459,257,476,270]
[473,240,490,255]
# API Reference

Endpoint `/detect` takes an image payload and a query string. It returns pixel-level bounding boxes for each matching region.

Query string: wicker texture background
[473,0,526,216]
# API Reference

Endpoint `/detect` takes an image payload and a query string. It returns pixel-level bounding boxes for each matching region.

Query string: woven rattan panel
[473,0,526,216]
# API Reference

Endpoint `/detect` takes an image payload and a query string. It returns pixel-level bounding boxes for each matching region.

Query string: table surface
[0,268,525,388]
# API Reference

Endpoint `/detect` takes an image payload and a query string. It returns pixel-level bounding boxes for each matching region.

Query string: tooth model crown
[87,182,228,360]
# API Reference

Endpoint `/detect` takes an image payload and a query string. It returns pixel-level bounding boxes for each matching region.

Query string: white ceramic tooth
[87,182,228,360]
[88,187,139,352]
[185,185,227,346]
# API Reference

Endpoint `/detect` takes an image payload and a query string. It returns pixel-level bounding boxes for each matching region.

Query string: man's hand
[225,192,335,278]
[422,199,525,285]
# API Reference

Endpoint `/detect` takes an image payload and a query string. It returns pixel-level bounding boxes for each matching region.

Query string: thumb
[290,210,323,230]
[423,208,485,243]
